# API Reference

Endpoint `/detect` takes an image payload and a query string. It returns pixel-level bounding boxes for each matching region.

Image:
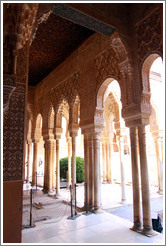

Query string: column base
[120,199,126,204]
[141,226,158,237]
[42,188,48,193]
[92,207,103,214]
[130,222,143,233]
[55,193,61,198]
[48,190,55,196]
[157,190,163,195]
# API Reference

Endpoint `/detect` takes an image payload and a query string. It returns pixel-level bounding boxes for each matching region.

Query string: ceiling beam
[53,3,115,36]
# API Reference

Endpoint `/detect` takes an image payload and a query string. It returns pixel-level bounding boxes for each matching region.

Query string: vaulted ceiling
[29,13,94,86]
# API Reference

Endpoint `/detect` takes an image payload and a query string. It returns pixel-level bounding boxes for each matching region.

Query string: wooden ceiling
[29,13,94,85]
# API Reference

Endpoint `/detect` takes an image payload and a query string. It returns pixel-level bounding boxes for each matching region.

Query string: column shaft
[67,138,71,188]
[56,139,60,195]
[106,141,111,183]
[108,142,112,183]
[119,136,126,202]
[102,142,106,183]
[84,135,89,205]
[52,141,56,190]
[72,136,76,189]
[138,125,153,234]
[130,127,142,231]
[88,136,94,208]
[93,134,101,209]
[27,142,31,182]
[154,137,163,192]
[32,142,38,186]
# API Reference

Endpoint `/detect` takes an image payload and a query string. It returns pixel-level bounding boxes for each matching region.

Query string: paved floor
[22,181,164,244]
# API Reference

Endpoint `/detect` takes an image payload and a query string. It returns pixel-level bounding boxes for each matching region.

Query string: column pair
[84,132,101,212]
[130,125,155,236]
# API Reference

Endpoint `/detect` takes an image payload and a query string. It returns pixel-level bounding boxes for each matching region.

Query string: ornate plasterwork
[50,72,80,112]
[3,44,29,181]
[135,8,162,64]
[95,47,121,90]
[3,74,16,112]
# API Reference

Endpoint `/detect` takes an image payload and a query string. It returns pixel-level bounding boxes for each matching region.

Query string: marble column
[84,135,89,206]
[108,142,112,183]
[138,125,154,236]
[93,133,101,210]
[32,141,38,186]
[52,140,56,191]
[88,135,94,209]
[130,127,142,232]
[67,137,71,189]
[43,139,55,193]
[72,135,77,189]
[102,141,106,183]
[56,138,60,196]
[119,135,126,202]
[154,136,163,193]
[26,141,32,183]
[106,141,111,183]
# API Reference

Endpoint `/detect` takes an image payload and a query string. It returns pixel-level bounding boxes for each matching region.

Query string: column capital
[122,103,151,128]
[81,124,103,136]
[68,123,79,137]
[116,127,126,138]
[42,128,54,141]
[32,138,40,144]
[152,130,163,139]
[54,127,63,139]
[27,139,32,144]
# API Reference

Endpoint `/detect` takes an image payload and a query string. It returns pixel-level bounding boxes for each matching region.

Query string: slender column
[47,140,53,192]
[106,141,109,182]
[102,142,106,183]
[72,135,77,190]
[43,142,48,191]
[84,135,89,205]
[119,135,126,202]
[32,141,38,186]
[43,140,55,193]
[106,140,111,183]
[108,142,112,183]
[138,125,154,236]
[26,141,32,183]
[130,127,142,232]
[154,136,163,193]
[56,138,60,195]
[52,140,56,190]
[67,137,72,189]
[93,133,101,210]
[88,135,94,209]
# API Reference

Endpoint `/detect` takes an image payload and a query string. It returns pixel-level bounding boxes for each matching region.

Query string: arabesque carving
[135,8,162,63]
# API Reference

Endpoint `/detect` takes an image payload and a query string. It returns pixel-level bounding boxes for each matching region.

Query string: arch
[149,105,159,133]
[47,104,55,129]
[32,113,43,141]
[95,78,122,126]
[96,78,122,110]
[141,53,161,93]
[69,95,80,125]
[55,99,70,128]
